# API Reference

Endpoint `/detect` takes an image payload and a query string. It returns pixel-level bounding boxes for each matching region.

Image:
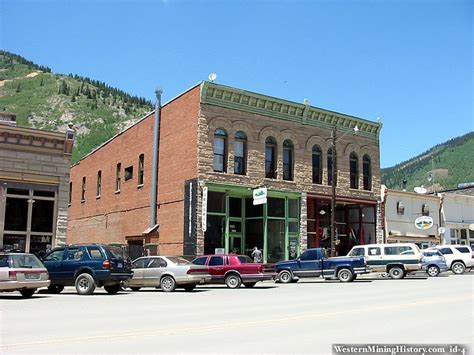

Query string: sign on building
[253,187,267,205]
[202,187,208,232]
[415,216,434,230]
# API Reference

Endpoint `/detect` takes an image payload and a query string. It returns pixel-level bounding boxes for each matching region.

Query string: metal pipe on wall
[150,87,163,228]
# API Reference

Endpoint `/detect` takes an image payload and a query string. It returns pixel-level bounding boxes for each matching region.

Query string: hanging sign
[253,187,267,205]
[415,216,434,230]
[202,187,208,232]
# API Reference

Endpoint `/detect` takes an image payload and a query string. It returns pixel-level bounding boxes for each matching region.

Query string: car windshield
[10,254,44,268]
[167,257,191,265]
[237,256,253,264]
[105,246,128,259]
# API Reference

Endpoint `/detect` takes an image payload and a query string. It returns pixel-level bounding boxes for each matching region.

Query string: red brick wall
[68,113,155,244]
[156,85,200,254]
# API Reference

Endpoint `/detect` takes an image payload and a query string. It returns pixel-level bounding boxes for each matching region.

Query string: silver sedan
[124,256,211,292]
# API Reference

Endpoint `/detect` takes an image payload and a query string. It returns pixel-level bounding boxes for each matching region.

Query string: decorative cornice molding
[200,82,382,140]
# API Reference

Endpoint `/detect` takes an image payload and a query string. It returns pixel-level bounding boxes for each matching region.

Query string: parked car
[0,253,50,298]
[192,254,275,288]
[428,245,474,274]
[421,249,449,277]
[347,243,423,279]
[274,248,368,283]
[124,256,211,292]
[42,244,133,295]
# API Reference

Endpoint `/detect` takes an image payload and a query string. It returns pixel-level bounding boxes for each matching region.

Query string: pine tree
[40,77,44,87]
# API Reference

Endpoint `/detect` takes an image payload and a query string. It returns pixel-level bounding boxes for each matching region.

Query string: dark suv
[42,244,133,295]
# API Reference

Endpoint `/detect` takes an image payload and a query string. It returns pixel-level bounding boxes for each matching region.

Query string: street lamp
[330,124,359,257]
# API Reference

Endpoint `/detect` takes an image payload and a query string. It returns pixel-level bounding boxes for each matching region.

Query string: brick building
[0,113,75,256]
[68,82,382,261]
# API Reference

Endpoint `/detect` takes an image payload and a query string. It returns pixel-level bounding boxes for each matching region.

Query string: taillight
[8,271,17,280]
[102,260,110,269]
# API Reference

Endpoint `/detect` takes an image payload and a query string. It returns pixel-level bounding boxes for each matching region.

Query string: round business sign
[438,227,446,234]
[415,216,434,230]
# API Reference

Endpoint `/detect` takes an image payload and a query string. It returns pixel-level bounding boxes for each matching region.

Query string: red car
[192,254,276,289]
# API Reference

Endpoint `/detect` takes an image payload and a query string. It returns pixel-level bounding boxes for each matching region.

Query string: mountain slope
[0,51,153,162]
[382,132,474,192]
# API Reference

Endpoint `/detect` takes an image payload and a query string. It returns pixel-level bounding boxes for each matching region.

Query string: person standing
[251,246,262,263]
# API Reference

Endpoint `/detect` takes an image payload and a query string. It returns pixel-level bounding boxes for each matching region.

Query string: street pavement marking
[2,294,472,350]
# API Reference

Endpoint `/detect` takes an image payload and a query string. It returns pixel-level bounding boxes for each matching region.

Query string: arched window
[312,145,322,184]
[265,136,277,179]
[350,152,359,189]
[213,128,227,172]
[327,148,333,185]
[234,131,247,175]
[283,140,294,181]
[363,155,372,190]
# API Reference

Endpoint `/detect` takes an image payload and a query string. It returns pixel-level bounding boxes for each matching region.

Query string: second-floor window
[96,171,102,197]
[265,136,277,179]
[81,177,86,201]
[312,145,322,184]
[327,148,333,186]
[69,182,72,205]
[363,155,372,191]
[213,128,227,172]
[116,163,121,192]
[283,140,294,181]
[350,152,359,189]
[138,154,144,186]
[234,131,246,175]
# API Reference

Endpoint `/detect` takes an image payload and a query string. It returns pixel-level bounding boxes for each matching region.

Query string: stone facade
[0,115,74,252]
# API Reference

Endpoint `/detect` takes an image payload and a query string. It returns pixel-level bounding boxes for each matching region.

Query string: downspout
[150,87,163,228]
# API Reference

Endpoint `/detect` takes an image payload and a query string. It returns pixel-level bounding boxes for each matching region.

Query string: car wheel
[48,285,64,294]
[388,266,405,279]
[160,276,176,292]
[337,268,354,282]
[427,265,440,277]
[130,287,141,291]
[225,274,242,289]
[278,270,292,284]
[104,284,121,294]
[75,273,96,295]
[451,262,465,275]
[184,284,196,292]
[243,282,256,288]
[20,289,35,298]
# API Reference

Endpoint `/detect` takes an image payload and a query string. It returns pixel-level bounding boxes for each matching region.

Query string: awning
[142,224,159,235]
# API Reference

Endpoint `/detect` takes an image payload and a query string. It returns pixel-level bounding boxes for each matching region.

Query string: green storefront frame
[204,182,301,263]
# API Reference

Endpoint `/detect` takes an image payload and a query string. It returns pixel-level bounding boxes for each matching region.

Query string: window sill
[96,195,101,199]
[115,190,121,194]
[68,203,71,207]
[137,184,144,189]
[81,199,85,203]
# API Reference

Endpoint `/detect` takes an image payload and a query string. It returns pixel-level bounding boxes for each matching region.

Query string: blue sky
[1,0,472,168]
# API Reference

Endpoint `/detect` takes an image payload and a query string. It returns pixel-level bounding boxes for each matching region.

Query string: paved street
[1,273,472,354]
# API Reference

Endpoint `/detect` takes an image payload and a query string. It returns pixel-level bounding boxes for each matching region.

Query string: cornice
[200,82,382,140]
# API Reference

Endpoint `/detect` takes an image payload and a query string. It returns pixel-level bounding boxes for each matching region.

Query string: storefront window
[267,220,285,263]
[228,221,242,233]
[245,219,263,256]
[362,207,375,223]
[246,198,263,218]
[288,199,299,218]
[267,198,284,218]
[229,197,242,217]
[31,199,55,232]
[4,197,28,231]
[204,215,225,255]
[208,192,226,213]
[288,222,298,233]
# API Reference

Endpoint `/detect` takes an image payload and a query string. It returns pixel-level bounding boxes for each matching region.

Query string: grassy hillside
[0,51,153,162]
[382,132,474,191]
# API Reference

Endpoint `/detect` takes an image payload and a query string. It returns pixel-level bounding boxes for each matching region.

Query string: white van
[347,243,423,279]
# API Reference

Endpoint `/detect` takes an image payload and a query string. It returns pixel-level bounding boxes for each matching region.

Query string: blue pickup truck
[274,248,368,283]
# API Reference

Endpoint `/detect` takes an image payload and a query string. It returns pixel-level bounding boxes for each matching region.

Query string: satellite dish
[469,224,474,231]
[208,73,217,82]
[414,186,427,194]
[303,98,310,105]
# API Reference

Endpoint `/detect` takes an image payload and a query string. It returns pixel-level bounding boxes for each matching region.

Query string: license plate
[118,262,123,268]
[25,273,39,280]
